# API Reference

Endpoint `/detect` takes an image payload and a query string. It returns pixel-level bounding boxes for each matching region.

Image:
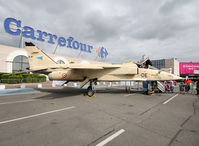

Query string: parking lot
[0,87,198,146]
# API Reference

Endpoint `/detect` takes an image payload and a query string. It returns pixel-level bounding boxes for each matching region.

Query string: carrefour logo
[4,18,94,53]
[97,47,108,58]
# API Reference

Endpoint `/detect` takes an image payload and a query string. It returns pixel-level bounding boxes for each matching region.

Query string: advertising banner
[180,63,199,75]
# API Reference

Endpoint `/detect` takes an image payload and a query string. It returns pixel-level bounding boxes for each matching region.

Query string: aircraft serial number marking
[141,73,147,78]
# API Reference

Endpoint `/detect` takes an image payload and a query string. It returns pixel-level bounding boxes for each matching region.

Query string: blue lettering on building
[4,18,21,36]
[4,18,94,54]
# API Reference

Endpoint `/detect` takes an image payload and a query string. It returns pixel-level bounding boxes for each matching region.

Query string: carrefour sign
[4,17,94,53]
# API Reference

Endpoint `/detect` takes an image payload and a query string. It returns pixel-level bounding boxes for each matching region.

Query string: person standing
[170,80,174,93]
[185,79,192,92]
[165,81,169,93]
[196,81,199,95]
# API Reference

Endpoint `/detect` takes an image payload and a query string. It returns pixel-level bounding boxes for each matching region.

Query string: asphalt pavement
[0,87,198,146]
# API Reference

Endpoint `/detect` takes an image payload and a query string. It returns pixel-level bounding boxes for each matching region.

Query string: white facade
[165,58,180,76]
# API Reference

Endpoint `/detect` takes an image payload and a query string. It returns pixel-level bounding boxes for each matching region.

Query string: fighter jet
[25,42,182,96]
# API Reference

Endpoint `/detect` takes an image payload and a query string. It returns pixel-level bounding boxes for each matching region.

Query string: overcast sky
[0,0,199,63]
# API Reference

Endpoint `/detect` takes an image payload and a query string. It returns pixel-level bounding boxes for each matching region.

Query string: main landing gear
[86,79,97,97]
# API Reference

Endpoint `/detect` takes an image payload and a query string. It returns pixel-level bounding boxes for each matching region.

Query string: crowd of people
[165,80,176,93]
[164,80,199,94]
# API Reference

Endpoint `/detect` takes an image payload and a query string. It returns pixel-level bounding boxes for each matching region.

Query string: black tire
[87,86,95,97]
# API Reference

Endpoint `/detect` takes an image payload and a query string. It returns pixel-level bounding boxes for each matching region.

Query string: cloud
[159,0,191,14]
[0,0,199,63]
[84,9,121,42]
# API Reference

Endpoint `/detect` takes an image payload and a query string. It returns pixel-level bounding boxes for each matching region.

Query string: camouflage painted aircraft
[25,42,183,96]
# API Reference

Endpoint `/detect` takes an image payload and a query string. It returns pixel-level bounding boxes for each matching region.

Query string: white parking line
[0,106,75,125]
[96,129,125,146]
[163,94,179,104]
[124,94,135,97]
[0,99,35,105]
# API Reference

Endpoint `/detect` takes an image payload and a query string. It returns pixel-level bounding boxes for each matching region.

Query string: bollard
[0,85,5,90]
[21,84,26,89]
[38,83,42,88]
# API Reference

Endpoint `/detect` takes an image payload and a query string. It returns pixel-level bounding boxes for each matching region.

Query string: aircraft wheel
[87,86,95,97]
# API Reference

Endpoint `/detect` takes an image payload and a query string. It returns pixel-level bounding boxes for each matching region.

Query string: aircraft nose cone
[48,73,52,80]
[173,75,184,80]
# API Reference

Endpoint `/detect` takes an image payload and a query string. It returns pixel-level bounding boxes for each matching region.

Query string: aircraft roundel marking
[62,73,67,78]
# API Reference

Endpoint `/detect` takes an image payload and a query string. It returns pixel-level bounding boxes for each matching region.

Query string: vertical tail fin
[25,42,56,71]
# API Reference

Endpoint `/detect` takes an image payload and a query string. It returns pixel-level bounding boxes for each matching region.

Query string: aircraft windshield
[149,66,159,70]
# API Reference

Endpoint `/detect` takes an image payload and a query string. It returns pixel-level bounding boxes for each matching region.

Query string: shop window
[12,55,29,73]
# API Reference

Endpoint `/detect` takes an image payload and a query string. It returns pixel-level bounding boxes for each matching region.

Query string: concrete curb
[0,83,48,90]
[0,82,120,90]
[0,82,77,90]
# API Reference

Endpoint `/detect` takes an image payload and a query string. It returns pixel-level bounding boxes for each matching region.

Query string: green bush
[0,73,46,84]
[21,74,33,83]
[1,74,10,83]
[8,74,23,84]
[0,73,9,80]
[37,75,46,82]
